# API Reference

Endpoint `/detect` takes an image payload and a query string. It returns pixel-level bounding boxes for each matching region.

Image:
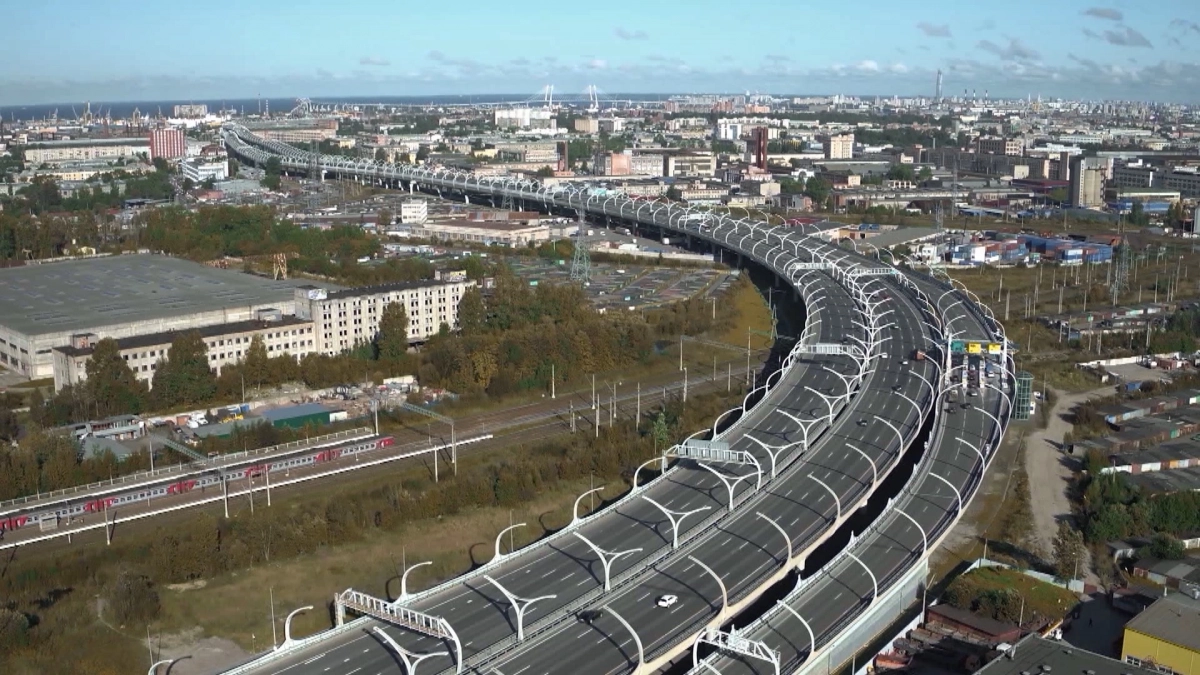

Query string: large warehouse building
[0,254,308,380]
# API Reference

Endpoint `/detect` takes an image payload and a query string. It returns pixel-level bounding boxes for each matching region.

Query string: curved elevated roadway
[219,127,954,675]
[691,265,1012,674]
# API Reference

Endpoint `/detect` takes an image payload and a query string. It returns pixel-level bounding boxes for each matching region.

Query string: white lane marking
[302,654,324,665]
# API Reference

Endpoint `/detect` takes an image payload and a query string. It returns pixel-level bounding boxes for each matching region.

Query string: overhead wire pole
[398,401,457,477]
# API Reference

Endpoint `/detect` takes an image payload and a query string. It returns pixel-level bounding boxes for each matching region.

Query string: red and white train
[0,435,395,534]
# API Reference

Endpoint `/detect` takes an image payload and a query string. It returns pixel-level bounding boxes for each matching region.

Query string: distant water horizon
[0,93,686,122]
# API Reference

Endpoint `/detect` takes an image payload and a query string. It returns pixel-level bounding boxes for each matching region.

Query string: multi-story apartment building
[574,118,599,134]
[822,133,854,160]
[400,199,428,224]
[293,280,474,355]
[52,317,315,391]
[977,136,1023,156]
[663,151,716,178]
[1070,156,1106,207]
[149,128,186,161]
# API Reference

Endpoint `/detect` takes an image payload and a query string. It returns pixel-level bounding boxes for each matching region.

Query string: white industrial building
[25,138,151,164]
[493,108,556,130]
[0,255,306,380]
[293,279,473,355]
[181,159,229,184]
[52,316,316,391]
[400,199,429,224]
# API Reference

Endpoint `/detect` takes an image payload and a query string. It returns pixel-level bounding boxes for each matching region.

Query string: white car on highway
[656,594,678,608]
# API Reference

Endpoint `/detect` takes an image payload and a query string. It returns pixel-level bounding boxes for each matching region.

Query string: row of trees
[1076,449,1200,545]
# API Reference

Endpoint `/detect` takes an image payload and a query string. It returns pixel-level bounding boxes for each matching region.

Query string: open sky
[3,0,1199,105]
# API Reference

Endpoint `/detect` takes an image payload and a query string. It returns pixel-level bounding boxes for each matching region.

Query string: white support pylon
[641,495,711,550]
[803,386,841,426]
[845,444,878,489]
[893,506,927,556]
[633,456,665,489]
[755,511,793,568]
[571,486,605,526]
[278,605,313,649]
[778,410,822,450]
[774,601,816,660]
[483,575,556,642]
[373,627,448,675]
[696,462,758,508]
[880,418,905,453]
[398,561,432,604]
[743,434,791,479]
[846,549,879,601]
[573,532,642,591]
[688,555,728,621]
[604,605,645,672]
[808,474,841,521]
[494,522,527,562]
[928,472,964,513]
[955,436,986,467]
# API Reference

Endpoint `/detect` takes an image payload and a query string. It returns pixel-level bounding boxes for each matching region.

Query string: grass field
[948,566,1079,622]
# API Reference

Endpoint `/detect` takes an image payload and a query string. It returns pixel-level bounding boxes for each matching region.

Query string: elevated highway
[219,126,1005,675]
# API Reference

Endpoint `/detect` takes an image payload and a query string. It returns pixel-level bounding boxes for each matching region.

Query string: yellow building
[1122,594,1200,675]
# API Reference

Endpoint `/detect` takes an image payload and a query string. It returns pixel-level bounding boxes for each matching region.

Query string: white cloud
[855,60,881,72]
[613,27,648,40]
[587,58,607,70]
[976,37,1041,62]
[359,56,390,67]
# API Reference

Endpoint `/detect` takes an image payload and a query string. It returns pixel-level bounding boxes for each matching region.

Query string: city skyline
[3,0,1200,106]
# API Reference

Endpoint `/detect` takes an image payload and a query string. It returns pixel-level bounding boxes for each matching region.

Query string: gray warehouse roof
[1124,591,1200,652]
[975,635,1156,675]
[0,254,312,338]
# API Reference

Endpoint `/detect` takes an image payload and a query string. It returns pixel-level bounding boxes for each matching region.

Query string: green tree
[376,301,410,361]
[376,208,393,229]
[1051,521,1085,581]
[1128,202,1150,227]
[917,166,933,181]
[261,156,283,190]
[651,412,670,450]
[665,186,683,202]
[0,405,16,441]
[1143,534,1185,560]
[241,334,270,393]
[228,158,240,178]
[803,176,831,206]
[886,164,916,182]
[535,166,555,177]
[84,338,147,416]
[151,332,216,407]
[181,177,195,192]
[151,156,170,173]
[202,176,216,190]
[416,146,431,162]
[457,287,486,335]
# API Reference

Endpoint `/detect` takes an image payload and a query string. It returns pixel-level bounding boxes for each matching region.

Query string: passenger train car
[0,435,395,534]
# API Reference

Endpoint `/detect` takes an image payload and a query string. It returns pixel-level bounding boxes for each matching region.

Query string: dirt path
[1023,385,1112,581]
